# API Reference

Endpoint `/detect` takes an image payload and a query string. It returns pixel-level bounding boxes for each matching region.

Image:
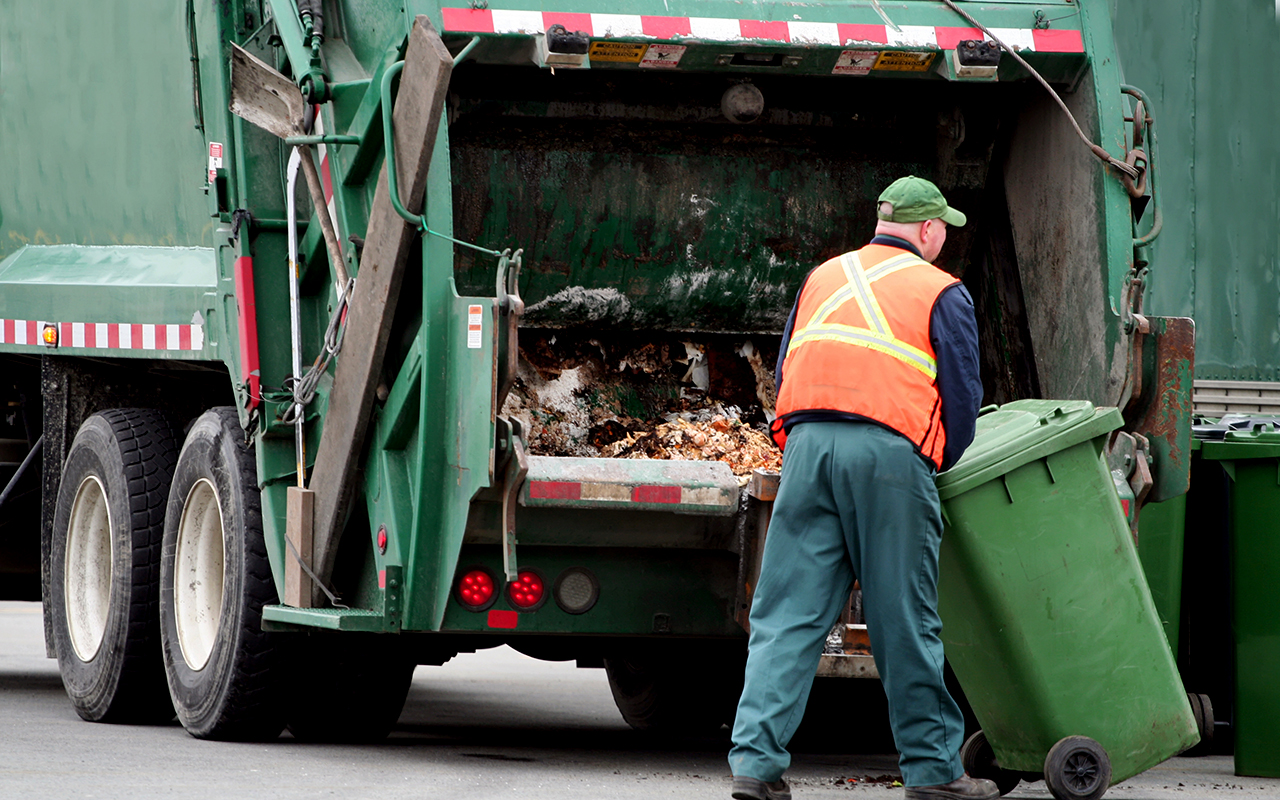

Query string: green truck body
[0,0,1187,738]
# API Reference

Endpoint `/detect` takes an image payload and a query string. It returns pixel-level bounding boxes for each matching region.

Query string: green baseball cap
[876,176,967,227]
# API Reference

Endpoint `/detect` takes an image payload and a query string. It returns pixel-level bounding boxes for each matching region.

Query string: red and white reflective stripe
[528,479,733,507]
[0,319,40,346]
[313,109,342,243]
[441,9,1085,53]
[0,319,204,351]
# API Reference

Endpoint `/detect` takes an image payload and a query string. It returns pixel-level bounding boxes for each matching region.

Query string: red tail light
[507,569,547,611]
[456,567,497,611]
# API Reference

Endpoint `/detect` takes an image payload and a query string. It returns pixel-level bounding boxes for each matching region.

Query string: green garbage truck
[0,0,1189,742]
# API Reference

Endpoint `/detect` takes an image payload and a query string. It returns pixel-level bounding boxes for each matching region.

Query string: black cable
[939,0,1139,180]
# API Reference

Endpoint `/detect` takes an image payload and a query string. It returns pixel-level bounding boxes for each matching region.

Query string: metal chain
[281,277,355,425]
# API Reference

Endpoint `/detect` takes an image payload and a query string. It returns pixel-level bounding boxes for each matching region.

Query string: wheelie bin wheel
[1043,736,1111,800]
[959,730,1021,796]
[1181,693,1214,756]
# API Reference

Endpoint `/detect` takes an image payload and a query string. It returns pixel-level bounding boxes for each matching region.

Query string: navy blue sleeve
[930,283,982,471]
[774,269,814,397]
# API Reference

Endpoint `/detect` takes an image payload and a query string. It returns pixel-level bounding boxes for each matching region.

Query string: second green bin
[936,399,1199,799]
[1198,426,1280,778]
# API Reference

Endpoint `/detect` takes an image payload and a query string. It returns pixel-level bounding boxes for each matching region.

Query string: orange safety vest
[772,244,960,470]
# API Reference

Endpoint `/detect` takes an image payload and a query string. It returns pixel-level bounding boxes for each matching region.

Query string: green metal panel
[1136,494,1187,655]
[402,151,501,629]
[438,545,742,637]
[1113,1,1280,380]
[0,1,213,259]
[0,245,221,360]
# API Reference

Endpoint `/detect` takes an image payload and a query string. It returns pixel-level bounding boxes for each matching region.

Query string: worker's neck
[870,234,924,260]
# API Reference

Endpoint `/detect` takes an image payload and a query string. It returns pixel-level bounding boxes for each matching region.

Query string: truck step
[261,605,388,632]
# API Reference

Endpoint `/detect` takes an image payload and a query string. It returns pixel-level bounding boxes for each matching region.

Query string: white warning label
[208,142,224,183]
[833,50,880,75]
[467,304,483,349]
[640,44,687,69]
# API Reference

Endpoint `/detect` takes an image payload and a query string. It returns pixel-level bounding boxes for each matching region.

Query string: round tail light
[456,567,498,611]
[553,567,599,614]
[506,569,547,611]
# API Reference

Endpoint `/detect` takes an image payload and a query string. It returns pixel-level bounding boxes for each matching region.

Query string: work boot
[731,775,792,800]
[903,775,999,800]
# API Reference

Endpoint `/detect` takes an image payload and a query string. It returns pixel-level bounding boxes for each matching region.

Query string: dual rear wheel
[51,407,409,741]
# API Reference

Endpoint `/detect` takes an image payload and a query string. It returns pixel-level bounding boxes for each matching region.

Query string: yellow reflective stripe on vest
[792,251,940,379]
[864,252,924,283]
[787,324,938,379]
[804,253,924,329]
[808,285,853,327]
[841,253,892,335]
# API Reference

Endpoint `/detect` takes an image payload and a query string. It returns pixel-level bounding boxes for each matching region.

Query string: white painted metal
[1193,379,1280,416]
[286,148,307,488]
[174,478,225,671]
[64,476,113,662]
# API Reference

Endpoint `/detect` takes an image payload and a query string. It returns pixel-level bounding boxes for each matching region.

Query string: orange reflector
[42,324,58,346]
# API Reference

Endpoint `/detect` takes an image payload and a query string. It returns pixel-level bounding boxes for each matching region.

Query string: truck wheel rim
[65,475,113,662]
[174,478,225,671]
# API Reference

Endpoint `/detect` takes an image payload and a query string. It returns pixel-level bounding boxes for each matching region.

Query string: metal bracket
[383,564,403,629]
[495,249,524,411]
[1122,84,1163,248]
[497,417,528,582]
[1108,431,1154,541]
[736,468,780,633]
[1119,316,1195,504]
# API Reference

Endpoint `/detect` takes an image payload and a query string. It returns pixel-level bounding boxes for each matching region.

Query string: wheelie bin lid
[936,399,1123,500]
[1198,417,1280,460]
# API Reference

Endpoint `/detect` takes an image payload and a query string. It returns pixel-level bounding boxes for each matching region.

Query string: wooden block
[285,486,315,608]
[308,16,454,605]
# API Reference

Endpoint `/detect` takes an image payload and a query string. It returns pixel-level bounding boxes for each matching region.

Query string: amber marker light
[42,324,58,346]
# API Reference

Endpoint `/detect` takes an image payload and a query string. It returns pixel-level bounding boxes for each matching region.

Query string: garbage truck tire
[49,409,180,724]
[603,648,741,733]
[159,408,286,741]
[285,635,416,743]
[1043,736,1111,800]
[959,730,1022,796]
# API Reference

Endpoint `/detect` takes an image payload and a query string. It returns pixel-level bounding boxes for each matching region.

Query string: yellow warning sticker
[589,41,647,63]
[873,51,936,72]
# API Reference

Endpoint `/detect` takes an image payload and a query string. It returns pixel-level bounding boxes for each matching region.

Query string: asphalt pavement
[2,601,1276,799]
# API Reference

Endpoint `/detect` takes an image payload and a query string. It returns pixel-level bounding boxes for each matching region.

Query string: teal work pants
[728,421,965,787]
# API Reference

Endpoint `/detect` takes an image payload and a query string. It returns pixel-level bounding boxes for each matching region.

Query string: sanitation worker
[728,176,990,800]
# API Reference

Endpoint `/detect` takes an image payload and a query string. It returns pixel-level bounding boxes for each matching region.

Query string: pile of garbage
[502,331,781,476]
[601,412,782,476]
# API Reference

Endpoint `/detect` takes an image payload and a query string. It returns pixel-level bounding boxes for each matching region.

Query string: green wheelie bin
[1198,424,1280,778]
[935,399,1200,800]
